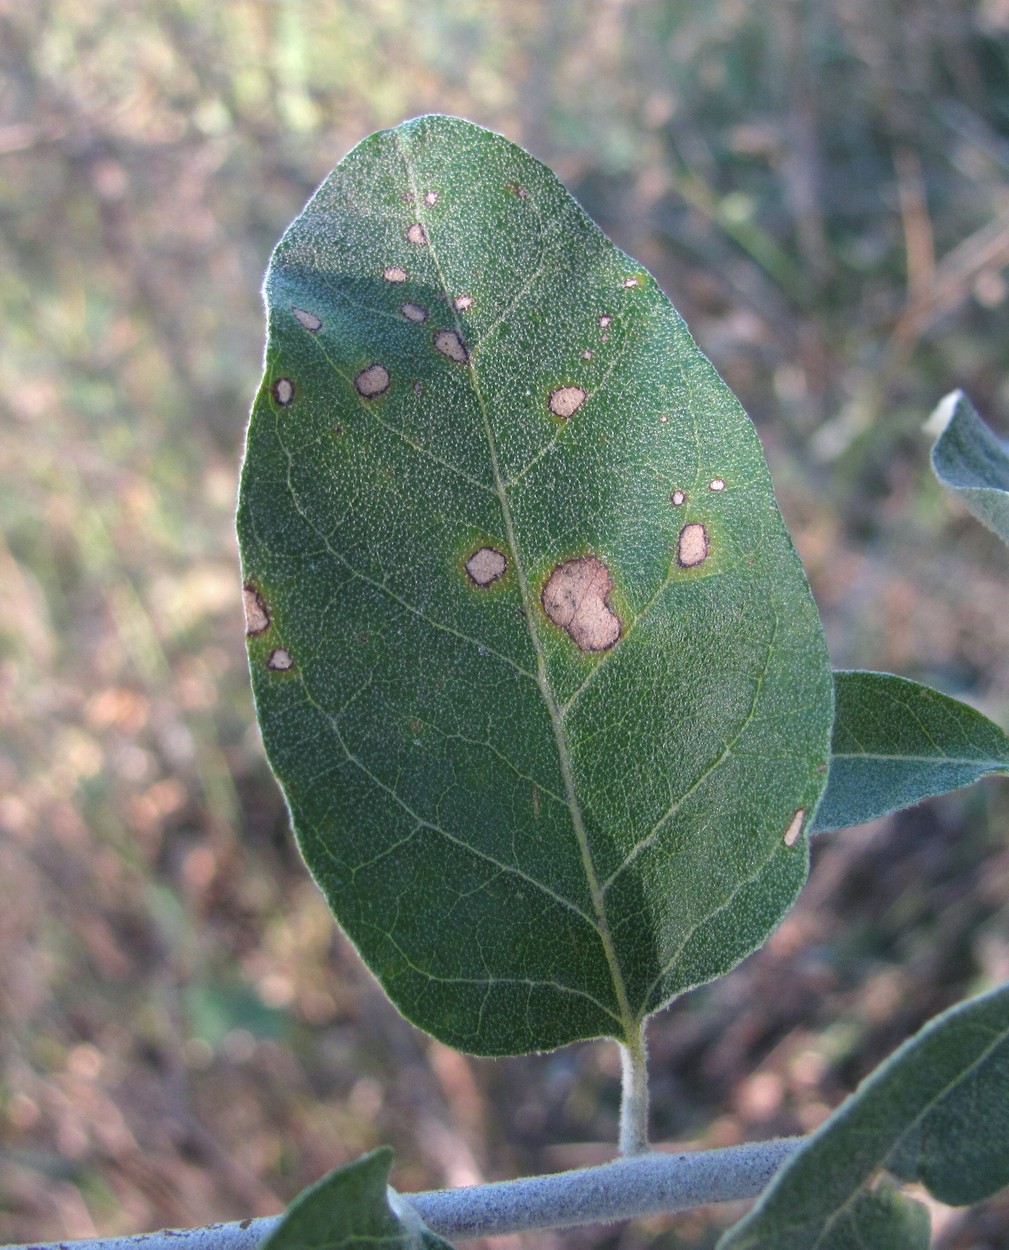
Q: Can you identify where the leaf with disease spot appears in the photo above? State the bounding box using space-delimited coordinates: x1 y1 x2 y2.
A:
929 389 1009 544
718 984 1009 1249
237 115 833 1055
262 1148 453 1250
811 670 1009 834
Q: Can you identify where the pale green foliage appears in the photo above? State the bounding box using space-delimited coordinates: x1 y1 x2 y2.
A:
812 670 1009 833
929 390 1009 542
262 1149 451 1250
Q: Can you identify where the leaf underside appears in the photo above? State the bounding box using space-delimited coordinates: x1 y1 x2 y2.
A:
719 984 1009 1249
812 670 1009 834
238 115 832 1055
930 389 1009 544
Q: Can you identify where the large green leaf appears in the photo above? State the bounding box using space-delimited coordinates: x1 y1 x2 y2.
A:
929 389 1009 544
811 670 1009 834
718 984 1009 1249
238 115 832 1055
263 1148 453 1250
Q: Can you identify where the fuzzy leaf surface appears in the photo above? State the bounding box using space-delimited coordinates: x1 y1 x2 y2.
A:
262 1148 452 1250
811 671 1009 833
238 115 832 1054
719 985 1009 1249
930 389 1009 542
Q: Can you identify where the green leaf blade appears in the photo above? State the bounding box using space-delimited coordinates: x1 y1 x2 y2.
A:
263 1148 453 1250
238 115 832 1055
929 389 1009 543
719 985 1009 1249
811 671 1009 834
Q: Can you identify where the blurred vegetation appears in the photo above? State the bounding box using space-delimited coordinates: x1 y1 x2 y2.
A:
3 2 1009 1248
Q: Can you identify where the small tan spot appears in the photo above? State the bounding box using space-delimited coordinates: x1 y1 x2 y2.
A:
268 648 293 672
465 546 507 587
354 363 390 398
434 329 469 364
401 302 428 323
412 380 423 394
677 522 708 568
599 315 612 328
453 294 474 311
659 414 669 424
709 478 726 492
383 266 408 283
783 809 805 847
622 276 641 288
671 489 686 506
271 377 295 406
243 585 270 635
548 386 587 419
581 350 594 360
424 190 440 206
542 556 621 652
292 306 322 332
406 223 427 245
505 182 528 199
531 784 541 821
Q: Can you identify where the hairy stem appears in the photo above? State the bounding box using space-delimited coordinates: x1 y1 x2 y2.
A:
618 1024 650 1155
0 1138 803 1249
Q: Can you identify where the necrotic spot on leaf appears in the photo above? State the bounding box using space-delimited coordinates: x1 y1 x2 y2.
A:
434 329 469 364
354 363 391 397
401 302 428 323
406 223 428 245
671 489 686 506
465 546 507 587
453 294 474 311
783 808 805 847
599 315 612 328
677 522 709 568
709 477 726 492
622 276 641 288
271 377 295 406
243 584 270 635
549 386 586 419
541 556 621 652
383 266 408 283
424 190 440 205
268 647 294 671
292 306 322 332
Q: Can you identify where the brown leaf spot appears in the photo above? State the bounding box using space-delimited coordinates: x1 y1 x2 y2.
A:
400 302 428 323
709 477 726 492
505 181 528 199
542 556 621 652
465 546 507 587
548 386 586 419
424 190 440 206
271 377 295 406
671 489 686 507
354 363 390 398
434 329 469 364
783 809 805 847
243 585 270 635
268 648 293 672
406 222 428 245
581 350 594 360
383 265 408 283
453 294 474 311
292 306 322 332
622 276 641 288
598 315 612 328
677 522 709 568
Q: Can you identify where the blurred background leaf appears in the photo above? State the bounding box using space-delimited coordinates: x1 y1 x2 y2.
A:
3 2 1009 1248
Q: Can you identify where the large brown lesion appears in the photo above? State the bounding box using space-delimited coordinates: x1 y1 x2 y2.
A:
541 556 621 652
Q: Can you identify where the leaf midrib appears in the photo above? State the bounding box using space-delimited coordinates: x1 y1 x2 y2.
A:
398 129 638 1043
